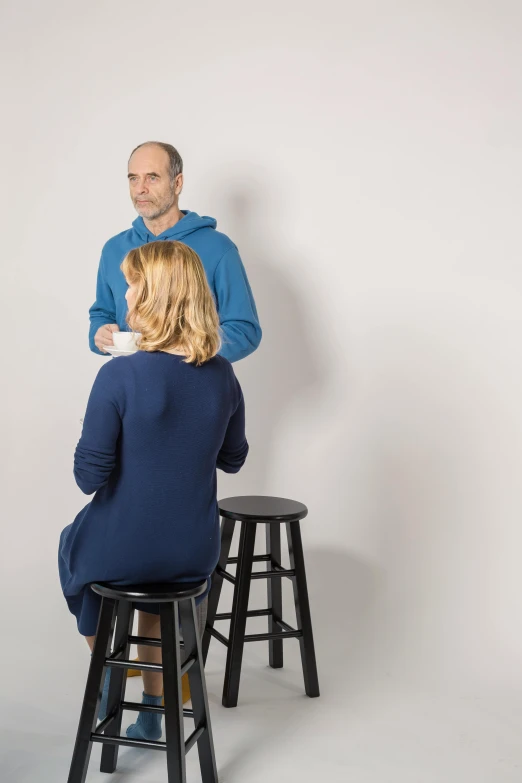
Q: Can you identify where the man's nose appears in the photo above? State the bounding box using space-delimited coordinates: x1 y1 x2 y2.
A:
136 179 149 194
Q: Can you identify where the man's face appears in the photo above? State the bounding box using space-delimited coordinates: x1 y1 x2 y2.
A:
128 145 182 220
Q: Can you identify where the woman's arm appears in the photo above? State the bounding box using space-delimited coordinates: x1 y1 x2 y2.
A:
74 364 122 494
217 381 249 473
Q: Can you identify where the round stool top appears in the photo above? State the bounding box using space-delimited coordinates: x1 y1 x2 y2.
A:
91 580 208 603
218 495 308 523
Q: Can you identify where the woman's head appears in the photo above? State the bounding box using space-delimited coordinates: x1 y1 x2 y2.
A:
121 240 221 365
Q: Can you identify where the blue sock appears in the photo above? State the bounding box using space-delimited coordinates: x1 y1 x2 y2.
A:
126 692 163 741
98 668 111 722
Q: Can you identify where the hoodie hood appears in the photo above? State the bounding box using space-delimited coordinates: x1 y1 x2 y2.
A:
132 210 217 243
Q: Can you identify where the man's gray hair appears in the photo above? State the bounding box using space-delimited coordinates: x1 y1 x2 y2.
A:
129 141 183 181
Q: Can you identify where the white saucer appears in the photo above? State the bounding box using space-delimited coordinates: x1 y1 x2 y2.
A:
104 346 138 357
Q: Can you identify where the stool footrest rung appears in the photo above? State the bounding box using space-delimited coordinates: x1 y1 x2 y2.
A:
216 566 236 585
106 656 162 672
244 629 302 642
274 617 296 633
206 618 302 645
250 567 295 580
128 634 185 649
180 655 197 677
226 554 271 564
104 653 196 676
91 723 206 754
91 733 167 751
95 709 118 734
185 725 205 754
120 700 194 718
215 608 272 621
206 626 229 647
216 565 295 584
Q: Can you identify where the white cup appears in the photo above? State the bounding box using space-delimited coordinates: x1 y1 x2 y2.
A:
112 331 141 351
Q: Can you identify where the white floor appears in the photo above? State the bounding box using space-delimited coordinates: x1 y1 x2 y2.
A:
1 634 520 783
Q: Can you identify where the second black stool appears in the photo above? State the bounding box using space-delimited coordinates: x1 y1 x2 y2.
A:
67 580 217 783
203 495 320 708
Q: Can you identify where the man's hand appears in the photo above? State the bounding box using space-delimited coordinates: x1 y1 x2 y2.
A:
95 324 120 354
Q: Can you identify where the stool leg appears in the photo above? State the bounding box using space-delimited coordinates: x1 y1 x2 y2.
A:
100 600 135 773
202 517 235 665
67 597 116 783
222 521 256 708
179 599 218 783
286 521 320 698
160 602 186 783
266 523 284 668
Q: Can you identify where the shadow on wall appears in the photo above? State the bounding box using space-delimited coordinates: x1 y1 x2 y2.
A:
212 176 388 688
218 179 329 495
209 175 392 698
211 173 493 700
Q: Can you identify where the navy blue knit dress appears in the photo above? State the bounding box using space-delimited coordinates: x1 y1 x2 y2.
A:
59 351 248 636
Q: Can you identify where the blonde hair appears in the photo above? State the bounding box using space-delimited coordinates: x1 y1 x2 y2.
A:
121 241 221 365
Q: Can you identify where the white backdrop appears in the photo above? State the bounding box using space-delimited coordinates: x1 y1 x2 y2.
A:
1 0 522 779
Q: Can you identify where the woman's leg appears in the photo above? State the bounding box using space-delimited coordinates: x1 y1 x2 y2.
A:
83 611 163 701
136 610 163 697
84 634 111 721
126 610 163 740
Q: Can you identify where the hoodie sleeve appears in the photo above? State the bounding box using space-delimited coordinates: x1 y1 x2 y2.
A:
74 363 122 494
89 251 116 355
213 246 262 363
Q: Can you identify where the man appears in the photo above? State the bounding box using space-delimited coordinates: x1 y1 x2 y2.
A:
89 141 262 361
88 141 261 700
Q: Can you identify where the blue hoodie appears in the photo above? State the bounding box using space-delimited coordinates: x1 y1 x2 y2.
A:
89 211 262 362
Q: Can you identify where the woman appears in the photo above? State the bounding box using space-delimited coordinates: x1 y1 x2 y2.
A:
59 240 248 741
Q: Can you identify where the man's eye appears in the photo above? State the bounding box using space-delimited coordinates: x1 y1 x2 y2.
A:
149 176 157 181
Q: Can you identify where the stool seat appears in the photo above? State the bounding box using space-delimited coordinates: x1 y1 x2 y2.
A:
91 580 208 603
218 495 308 522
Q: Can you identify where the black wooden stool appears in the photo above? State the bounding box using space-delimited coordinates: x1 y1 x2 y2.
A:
67 580 217 783
202 496 320 708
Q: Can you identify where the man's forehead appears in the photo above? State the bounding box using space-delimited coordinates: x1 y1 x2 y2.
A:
128 145 169 172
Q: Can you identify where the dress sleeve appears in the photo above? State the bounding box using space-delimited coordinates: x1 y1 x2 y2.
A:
74 364 122 494
217 376 249 473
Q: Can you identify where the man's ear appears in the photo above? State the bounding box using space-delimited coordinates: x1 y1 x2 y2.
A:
175 173 184 196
